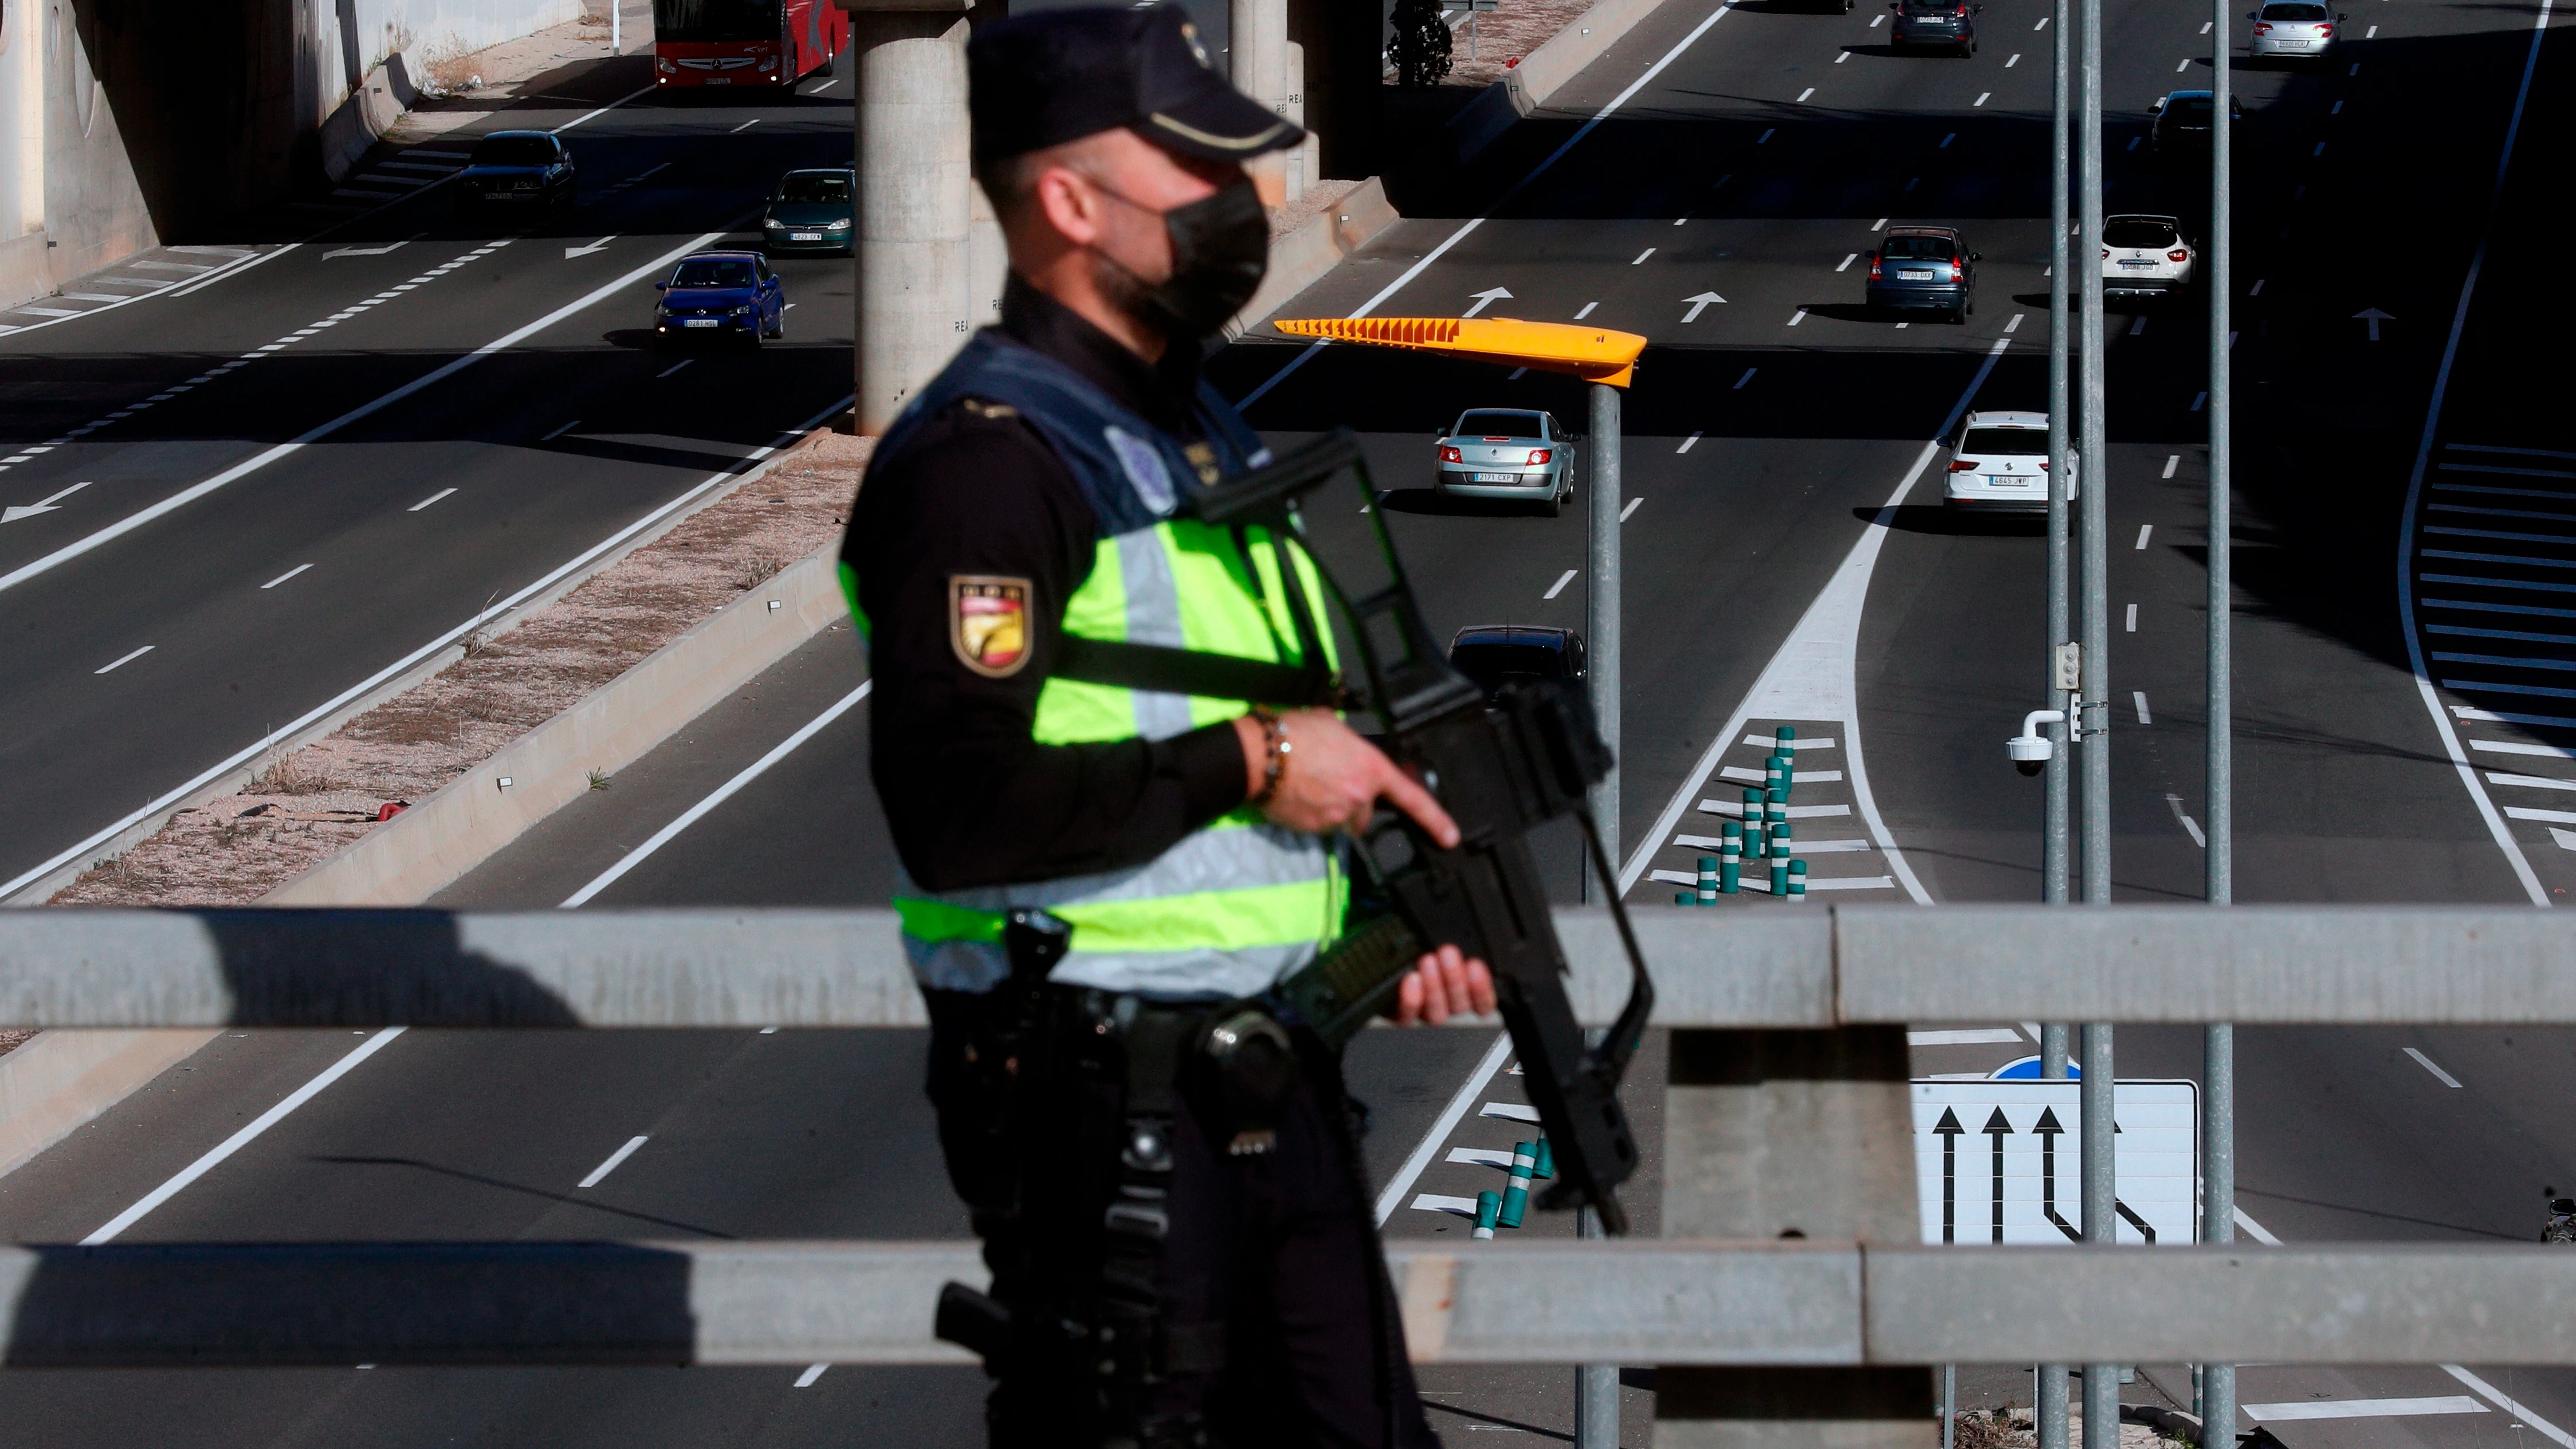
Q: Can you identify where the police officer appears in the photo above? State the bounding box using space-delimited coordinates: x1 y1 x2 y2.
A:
839 6 1493 1445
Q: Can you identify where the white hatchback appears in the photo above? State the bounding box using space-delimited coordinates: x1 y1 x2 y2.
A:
1942 411 2079 515
2101 214 2195 299
2248 0 2342 58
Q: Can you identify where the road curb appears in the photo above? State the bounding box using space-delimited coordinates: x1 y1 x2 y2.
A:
1446 0 1682 163
264 541 847 905
1229 177 1401 335
0 1029 225 1183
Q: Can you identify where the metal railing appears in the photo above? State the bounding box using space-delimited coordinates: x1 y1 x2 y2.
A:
0 904 2566 1393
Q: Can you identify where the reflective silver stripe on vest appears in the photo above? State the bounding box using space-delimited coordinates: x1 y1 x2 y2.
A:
897 823 1330 998
1115 529 1195 741
914 822 1324 913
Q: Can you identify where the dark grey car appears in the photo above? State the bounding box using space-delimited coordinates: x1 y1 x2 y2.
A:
1890 0 1981 54
1448 626 1587 702
1866 226 1978 322
761 168 855 256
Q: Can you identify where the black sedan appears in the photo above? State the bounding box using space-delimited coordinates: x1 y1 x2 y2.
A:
1890 0 1982 54
455 130 575 218
1448 626 1587 702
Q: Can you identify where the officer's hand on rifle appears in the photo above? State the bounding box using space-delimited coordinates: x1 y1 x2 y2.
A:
1235 709 1498 1026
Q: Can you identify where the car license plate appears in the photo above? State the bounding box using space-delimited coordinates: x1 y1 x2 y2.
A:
706 76 731 84
2119 260 2153 268
1471 472 1517 484
790 232 821 241
682 319 719 328
1899 268 1935 280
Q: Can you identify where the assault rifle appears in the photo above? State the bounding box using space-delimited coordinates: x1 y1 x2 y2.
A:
1192 429 1657 1235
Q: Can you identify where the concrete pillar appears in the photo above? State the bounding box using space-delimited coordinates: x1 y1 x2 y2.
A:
0 1 43 239
840 0 975 434
1230 0 1288 205
1281 41 1311 205
1658 1028 1937 1449
968 182 1004 328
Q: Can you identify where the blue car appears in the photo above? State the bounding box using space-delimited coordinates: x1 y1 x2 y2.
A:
654 251 785 346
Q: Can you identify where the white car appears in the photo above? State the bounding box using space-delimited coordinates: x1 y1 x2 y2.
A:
1942 411 2079 515
2102 214 2195 300
2247 0 2342 58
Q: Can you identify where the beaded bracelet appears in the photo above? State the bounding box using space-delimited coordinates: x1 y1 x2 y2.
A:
1248 708 1291 806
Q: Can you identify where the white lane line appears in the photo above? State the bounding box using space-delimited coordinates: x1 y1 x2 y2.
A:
2393 0 2559 908
1 392 855 904
1735 368 1758 389
578 1134 650 1188
555 83 657 133
732 118 760 132
2166 794 2207 847
2492 773 2576 792
1481 1102 1542 1123
2005 313 2023 332
2401 1046 2464 1088
1575 301 1598 319
2446 1369 2576 1449
1788 308 1808 326
1412 1194 1482 1217
261 564 313 590
83 1028 408 1243
1699 800 1850 819
0 229 737 601
2177 57 2191 70
794 1364 828 1388
1447 1146 1517 1168
561 681 875 907
2461 704 2576 727
1678 431 1702 453
1872 217 1888 231
2163 454 2181 478
2033 14 2048 26
1908 1028 2023 1046
408 487 457 512
1375 1032 1514 1226
1838 48 1852 61
2473 740 2576 761
2453 442 2576 462
659 359 693 379
1621 337 2010 900
2006 52 2021 65
1974 92 1990 106
2125 603 2137 632
1796 87 1816 102
2191 390 2208 411
2248 1399 2485 1422
1632 247 1656 265
1745 735 1835 749
95 646 153 675
1720 765 1842 784
1621 497 1644 522
1544 568 1577 600
542 418 581 441
1758 127 1776 143
2134 691 2151 724
1838 253 1858 272
2129 315 2148 336
1235 0 1739 411
2135 524 2153 549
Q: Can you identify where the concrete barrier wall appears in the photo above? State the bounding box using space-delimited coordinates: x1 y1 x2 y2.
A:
1443 0 1680 163
1226 176 1401 336
266 543 849 906
0 1029 222 1182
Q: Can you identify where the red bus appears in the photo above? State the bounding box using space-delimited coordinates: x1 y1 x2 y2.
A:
652 0 849 91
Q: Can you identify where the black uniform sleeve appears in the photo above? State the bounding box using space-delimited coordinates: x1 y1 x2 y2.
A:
846 401 1252 894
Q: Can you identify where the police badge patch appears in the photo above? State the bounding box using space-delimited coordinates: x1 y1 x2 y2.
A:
950 576 1032 677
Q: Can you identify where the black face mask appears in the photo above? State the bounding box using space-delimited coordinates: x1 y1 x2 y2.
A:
1101 180 1270 341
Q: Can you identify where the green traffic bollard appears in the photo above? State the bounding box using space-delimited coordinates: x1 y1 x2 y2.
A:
1766 792 1788 842
1499 1140 1537 1228
1743 788 1766 857
1697 855 1719 905
1770 855 1789 896
1721 822 1742 893
1771 820 1793 859
1675 892 1693 905
1472 1189 1501 1240
1766 754 1791 796
1776 724 1797 749
1532 1136 1554 1180
1788 858 1809 897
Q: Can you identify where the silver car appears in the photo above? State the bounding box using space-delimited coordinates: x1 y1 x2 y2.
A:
2248 0 2343 58
1942 410 2080 514
1435 408 1574 515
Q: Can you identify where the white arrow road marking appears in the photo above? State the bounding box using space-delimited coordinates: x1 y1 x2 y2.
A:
2 480 89 523
564 236 618 259
1680 291 1726 323
1463 286 1512 317
324 237 418 258
2355 307 2394 340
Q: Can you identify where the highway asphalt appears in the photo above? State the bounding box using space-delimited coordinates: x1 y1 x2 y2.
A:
6 0 2575 1444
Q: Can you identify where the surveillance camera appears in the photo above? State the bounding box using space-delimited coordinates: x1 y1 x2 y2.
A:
2006 732 2053 777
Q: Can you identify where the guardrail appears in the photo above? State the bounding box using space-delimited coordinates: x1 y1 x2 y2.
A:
0 903 2562 1444
1 904 2567 1027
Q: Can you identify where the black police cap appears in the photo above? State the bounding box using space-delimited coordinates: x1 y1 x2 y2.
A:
969 5 1306 167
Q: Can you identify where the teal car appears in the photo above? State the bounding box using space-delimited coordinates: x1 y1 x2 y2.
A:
761 168 854 256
